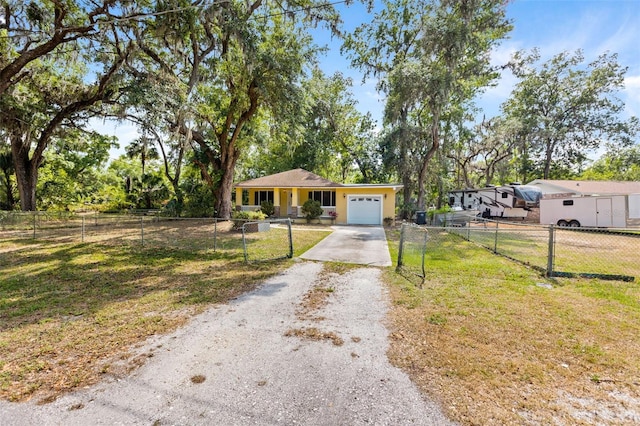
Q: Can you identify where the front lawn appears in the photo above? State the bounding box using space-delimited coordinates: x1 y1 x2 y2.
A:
385 228 640 425
0 227 329 403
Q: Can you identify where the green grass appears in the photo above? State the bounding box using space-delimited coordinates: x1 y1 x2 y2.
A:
384 227 640 425
0 226 328 402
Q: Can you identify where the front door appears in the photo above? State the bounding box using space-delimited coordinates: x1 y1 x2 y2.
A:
284 190 292 216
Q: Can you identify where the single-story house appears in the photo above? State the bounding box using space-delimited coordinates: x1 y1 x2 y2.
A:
234 169 403 225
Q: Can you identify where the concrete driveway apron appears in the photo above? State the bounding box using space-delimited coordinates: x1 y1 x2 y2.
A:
299 226 392 267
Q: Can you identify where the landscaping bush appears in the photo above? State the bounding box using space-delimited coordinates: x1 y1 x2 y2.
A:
231 210 266 228
260 201 275 217
301 199 323 223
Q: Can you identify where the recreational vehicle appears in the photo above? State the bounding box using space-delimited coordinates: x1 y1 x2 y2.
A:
539 194 640 228
448 189 479 211
475 184 541 219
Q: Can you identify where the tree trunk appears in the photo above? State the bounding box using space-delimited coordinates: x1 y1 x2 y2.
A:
11 137 38 211
402 177 412 220
215 159 236 219
416 115 441 211
544 142 553 179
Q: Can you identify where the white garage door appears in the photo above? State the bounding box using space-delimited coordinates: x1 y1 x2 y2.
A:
347 196 382 225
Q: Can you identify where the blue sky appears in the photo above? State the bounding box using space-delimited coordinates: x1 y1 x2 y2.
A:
102 0 640 157
314 0 640 126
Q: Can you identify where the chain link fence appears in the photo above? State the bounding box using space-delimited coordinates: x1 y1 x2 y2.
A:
241 218 293 262
398 220 640 282
0 212 223 249
0 212 294 263
396 224 459 283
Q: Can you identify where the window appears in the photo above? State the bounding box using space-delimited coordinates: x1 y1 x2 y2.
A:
563 200 574 206
254 190 274 205
308 190 336 206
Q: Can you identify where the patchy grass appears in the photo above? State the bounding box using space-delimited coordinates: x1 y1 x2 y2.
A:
0 226 328 403
284 327 344 346
294 262 357 321
190 375 206 384
286 262 357 346
384 229 640 425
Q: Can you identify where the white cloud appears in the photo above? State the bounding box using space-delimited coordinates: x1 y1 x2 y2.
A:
490 42 520 67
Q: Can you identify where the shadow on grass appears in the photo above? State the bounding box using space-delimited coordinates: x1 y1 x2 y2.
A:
0 239 277 332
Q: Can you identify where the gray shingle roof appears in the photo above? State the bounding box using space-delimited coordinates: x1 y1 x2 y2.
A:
235 169 343 188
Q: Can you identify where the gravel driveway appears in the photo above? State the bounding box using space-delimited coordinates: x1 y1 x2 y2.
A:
1 261 453 425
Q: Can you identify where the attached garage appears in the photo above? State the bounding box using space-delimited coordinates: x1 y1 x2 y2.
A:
347 195 383 225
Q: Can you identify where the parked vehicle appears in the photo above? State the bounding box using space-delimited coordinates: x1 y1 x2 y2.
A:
539 194 640 228
432 206 480 227
449 184 541 219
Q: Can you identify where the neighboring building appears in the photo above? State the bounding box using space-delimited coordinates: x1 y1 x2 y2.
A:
234 169 403 225
527 179 640 197
528 179 640 228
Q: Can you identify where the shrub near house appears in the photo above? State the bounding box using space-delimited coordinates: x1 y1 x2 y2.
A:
302 199 323 223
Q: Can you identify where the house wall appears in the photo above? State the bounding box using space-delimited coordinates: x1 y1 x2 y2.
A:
236 186 398 224
335 187 397 224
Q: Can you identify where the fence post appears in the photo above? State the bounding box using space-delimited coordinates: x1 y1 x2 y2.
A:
397 223 406 269
82 216 85 242
33 212 37 239
546 225 555 278
140 217 144 247
493 220 499 253
242 223 248 263
421 228 428 278
287 218 293 258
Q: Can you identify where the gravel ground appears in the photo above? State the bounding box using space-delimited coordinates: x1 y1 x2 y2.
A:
0 261 453 425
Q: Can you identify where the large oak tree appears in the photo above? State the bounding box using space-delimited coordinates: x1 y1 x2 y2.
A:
503 49 640 180
125 0 339 218
1 1 138 210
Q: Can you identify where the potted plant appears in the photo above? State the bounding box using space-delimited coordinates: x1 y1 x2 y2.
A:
328 210 338 224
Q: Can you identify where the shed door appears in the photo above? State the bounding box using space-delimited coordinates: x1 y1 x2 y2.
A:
347 196 382 225
596 198 613 227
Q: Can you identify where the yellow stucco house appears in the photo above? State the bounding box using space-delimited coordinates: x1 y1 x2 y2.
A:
234 169 403 225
